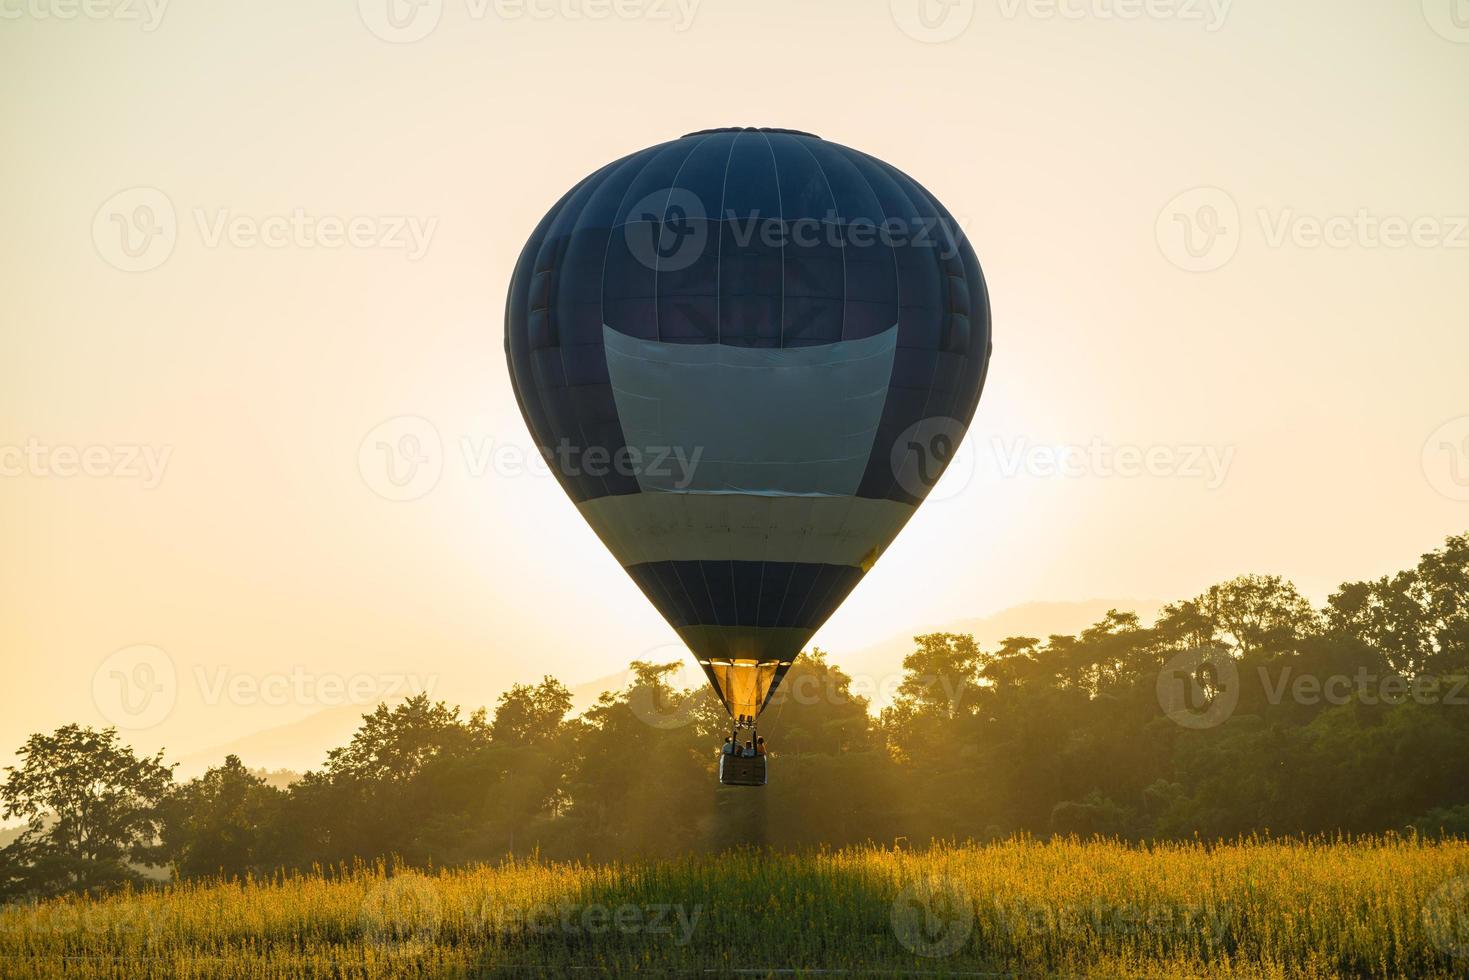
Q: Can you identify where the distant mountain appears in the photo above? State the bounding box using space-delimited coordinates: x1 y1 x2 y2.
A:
174 702 383 778
832 599 1167 708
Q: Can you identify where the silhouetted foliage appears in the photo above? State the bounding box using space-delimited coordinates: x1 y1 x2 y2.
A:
4 531 1469 901
0 726 174 899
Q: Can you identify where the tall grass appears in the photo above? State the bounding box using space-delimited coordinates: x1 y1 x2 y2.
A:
2 835 1467 977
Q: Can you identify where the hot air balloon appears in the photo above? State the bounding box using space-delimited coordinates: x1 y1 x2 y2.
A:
505 128 992 785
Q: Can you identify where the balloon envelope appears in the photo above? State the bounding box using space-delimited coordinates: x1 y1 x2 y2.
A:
506 128 992 723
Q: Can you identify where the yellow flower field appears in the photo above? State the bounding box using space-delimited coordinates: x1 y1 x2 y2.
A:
2 836 1467 978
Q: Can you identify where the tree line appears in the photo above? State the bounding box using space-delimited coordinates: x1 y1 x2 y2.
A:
4 532 1468 901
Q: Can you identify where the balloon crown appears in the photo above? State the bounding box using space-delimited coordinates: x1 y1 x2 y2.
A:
682 127 822 139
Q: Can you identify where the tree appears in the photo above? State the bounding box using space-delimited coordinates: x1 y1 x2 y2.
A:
281 695 497 866
1197 575 1319 656
490 677 573 746
323 694 492 785
762 649 875 756
1 725 174 899
163 755 284 881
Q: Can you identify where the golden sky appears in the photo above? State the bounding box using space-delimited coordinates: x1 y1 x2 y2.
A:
3 0 1468 771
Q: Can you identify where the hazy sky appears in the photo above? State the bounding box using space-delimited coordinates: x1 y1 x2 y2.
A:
3 0 1468 771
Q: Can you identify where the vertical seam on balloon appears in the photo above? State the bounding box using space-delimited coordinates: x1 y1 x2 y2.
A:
588 140 716 653
543 164 617 502
765 136 833 640
712 136 740 637
715 133 738 346
758 130 785 350
564 150 666 502
789 564 843 637
844 149 904 339
809 143 898 598
861 153 947 502
598 139 690 344
517 168 601 502
769 497 815 631
690 560 722 631
654 134 716 344
757 133 801 647
894 167 956 501
791 135 846 344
